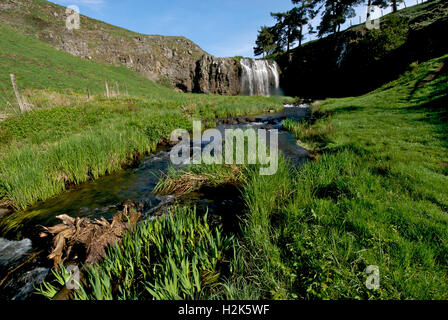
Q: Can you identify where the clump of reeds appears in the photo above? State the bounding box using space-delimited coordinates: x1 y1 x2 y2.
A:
154 164 243 196
37 205 234 300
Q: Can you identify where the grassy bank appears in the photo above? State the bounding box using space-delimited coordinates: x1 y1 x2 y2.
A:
0 94 282 210
38 205 235 300
0 24 285 211
39 53 447 300
271 54 447 299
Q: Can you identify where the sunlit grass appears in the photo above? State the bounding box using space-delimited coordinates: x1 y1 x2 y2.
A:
37 206 234 300
275 54 448 299
0 23 286 209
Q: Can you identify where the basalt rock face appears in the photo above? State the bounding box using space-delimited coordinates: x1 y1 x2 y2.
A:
0 0 242 94
278 0 448 98
193 55 241 95
48 31 205 93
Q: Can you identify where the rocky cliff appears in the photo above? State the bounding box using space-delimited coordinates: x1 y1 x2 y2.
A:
277 0 448 98
0 0 241 95
193 55 241 95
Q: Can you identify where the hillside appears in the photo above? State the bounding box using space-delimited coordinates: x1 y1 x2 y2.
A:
0 20 284 211
0 0 242 94
0 24 174 94
278 0 448 98
36 53 448 300
0 22 184 119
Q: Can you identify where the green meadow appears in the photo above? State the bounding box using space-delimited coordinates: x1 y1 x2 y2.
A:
0 24 284 210
1 8 447 300
39 53 448 300
228 54 448 299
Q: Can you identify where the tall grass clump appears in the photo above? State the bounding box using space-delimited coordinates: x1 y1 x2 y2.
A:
213 157 296 300
0 22 284 210
154 164 244 196
37 206 234 300
275 54 448 299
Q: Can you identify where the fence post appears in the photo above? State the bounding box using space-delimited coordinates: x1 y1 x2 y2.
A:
115 81 120 96
105 82 110 98
10 74 26 113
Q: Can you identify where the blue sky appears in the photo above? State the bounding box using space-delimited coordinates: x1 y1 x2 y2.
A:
51 0 421 58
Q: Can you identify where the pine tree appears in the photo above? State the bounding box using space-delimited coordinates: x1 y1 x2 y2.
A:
316 0 364 37
291 0 317 47
254 26 275 57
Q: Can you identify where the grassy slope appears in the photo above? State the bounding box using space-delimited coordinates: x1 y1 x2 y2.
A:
47 54 448 300
0 0 206 74
0 25 174 111
273 54 448 299
0 24 284 210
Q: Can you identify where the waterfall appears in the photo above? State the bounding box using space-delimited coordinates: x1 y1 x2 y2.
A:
240 58 280 96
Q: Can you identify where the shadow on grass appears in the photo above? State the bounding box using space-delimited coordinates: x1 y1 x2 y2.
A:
409 61 447 97
406 94 448 150
405 55 448 150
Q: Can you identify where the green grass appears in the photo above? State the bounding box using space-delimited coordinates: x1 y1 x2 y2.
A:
270 54 448 299
0 26 168 99
0 24 286 210
36 54 448 300
37 206 235 300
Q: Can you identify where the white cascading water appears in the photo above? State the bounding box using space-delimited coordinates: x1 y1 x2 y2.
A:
240 58 280 96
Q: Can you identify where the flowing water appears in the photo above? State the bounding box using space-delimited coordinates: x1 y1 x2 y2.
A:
240 58 280 96
0 104 310 300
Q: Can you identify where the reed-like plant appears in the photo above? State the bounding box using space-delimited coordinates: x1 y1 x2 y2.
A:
37 205 234 300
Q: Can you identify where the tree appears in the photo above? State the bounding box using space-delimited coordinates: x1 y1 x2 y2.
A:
391 0 398 12
389 0 404 13
253 0 316 57
291 0 317 47
366 0 387 20
316 0 364 37
254 26 276 57
368 0 403 14
271 10 301 54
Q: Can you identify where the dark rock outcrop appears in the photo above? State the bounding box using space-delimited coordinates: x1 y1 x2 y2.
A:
193 55 241 95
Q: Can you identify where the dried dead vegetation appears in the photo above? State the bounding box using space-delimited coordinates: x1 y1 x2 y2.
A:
40 201 142 267
154 165 243 196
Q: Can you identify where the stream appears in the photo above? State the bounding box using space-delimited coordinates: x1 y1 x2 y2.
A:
0 103 310 300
